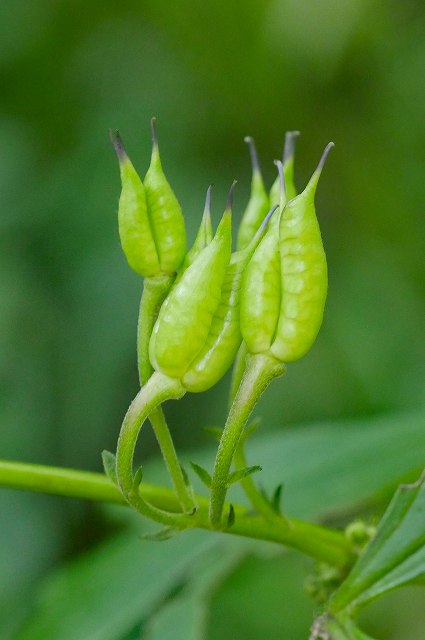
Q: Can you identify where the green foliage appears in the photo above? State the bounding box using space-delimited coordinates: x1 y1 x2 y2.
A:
10 412 425 639
328 473 425 614
1 1 425 638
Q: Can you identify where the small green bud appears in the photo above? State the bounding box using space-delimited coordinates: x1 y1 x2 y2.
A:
241 143 333 364
269 130 300 206
236 137 270 251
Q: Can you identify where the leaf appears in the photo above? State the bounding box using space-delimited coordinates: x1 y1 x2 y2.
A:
227 504 235 528
226 465 262 487
144 540 248 640
190 462 212 489
238 418 261 447
17 410 425 639
133 465 143 490
228 410 425 521
179 464 190 487
328 471 425 615
15 529 218 640
141 527 181 542
203 426 223 442
271 483 284 514
101 450 118 486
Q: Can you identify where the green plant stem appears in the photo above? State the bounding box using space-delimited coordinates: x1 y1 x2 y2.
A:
116 371 186 526
210 352 286 527
138 275 195 513
137 275 174 385
234 435 288 525
228 341 247 407
0 459 354 568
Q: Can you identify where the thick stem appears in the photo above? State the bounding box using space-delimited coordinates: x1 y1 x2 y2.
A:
0 460 354 567
137 275 173 385
116 371 186 525
228 342 248 408
138 276 195 513
210 353 286 527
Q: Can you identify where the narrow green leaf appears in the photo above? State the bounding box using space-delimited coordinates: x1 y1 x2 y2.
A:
179 464 190 487
238 418 261 447
15 530 217 640
203 426 223 442
329 471 425 614
227 465 262 487
101 450 118 486
133 466 143 490
271 483 284 514
227 504 235 528
190 462 212 489
141 527 180 542
144 540 249 640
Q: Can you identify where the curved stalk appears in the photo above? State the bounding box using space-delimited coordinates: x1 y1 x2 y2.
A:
116 371 186 525
209 353 285 527
138 276 195 513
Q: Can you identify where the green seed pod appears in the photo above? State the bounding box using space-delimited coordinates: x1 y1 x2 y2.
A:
241 143 333 364
239 216 281 354
236 137 270 251
143 118 186 274
111 130 160 277
183 204 278 392
111 121 186 277
269 130 300 207
149 191 233 380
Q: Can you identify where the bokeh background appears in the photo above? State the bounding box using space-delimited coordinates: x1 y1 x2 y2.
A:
1 1 425 638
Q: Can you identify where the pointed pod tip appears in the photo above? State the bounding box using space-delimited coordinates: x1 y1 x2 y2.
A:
150 117 158 149
304 141 335 197
226 180 237 211
244 136 261 175
273 159 286 206
109 129 127 162
149 117 162 167
283 130 300 165
260 204 279 231
316 141 335 174
204 184 213 214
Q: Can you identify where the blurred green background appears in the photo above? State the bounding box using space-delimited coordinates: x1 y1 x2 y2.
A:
1 1 425 638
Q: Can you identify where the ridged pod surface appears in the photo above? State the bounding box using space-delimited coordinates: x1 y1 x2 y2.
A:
149 209 232 380
240 215 281 354
270 154 329 362
112 132 160 277
143 119 186 274
241 143 332 364
183 206 276 392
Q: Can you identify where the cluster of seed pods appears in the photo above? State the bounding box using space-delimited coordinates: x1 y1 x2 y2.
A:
111 120 333 527
112 121 332 391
